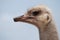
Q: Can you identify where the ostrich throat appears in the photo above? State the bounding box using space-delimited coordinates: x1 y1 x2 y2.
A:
37 21 58 40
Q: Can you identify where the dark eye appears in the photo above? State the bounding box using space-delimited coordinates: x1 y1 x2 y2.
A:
32 11 39 16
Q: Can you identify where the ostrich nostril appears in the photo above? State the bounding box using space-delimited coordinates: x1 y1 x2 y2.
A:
28 17 33 19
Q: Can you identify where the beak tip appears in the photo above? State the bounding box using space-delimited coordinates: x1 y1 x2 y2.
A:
13 18 18 22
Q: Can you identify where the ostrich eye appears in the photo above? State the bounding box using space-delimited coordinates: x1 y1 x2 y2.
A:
32 11 40 16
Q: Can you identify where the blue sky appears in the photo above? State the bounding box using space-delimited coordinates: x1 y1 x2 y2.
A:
0 0 60 40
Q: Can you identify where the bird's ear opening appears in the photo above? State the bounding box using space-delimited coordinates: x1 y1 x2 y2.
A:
46 15 52 25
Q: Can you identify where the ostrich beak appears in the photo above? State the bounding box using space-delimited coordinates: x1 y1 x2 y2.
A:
13 14 36 25
13 15 27 22
13 14 34 22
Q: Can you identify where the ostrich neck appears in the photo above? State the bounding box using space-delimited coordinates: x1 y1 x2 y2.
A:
38 21 58 40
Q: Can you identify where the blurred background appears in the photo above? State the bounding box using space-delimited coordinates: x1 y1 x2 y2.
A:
0 0 60 40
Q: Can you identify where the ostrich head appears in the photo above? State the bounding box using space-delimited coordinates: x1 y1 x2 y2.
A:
14 5 52 28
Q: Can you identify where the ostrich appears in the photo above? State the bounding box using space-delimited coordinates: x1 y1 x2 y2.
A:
13 5 59 40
